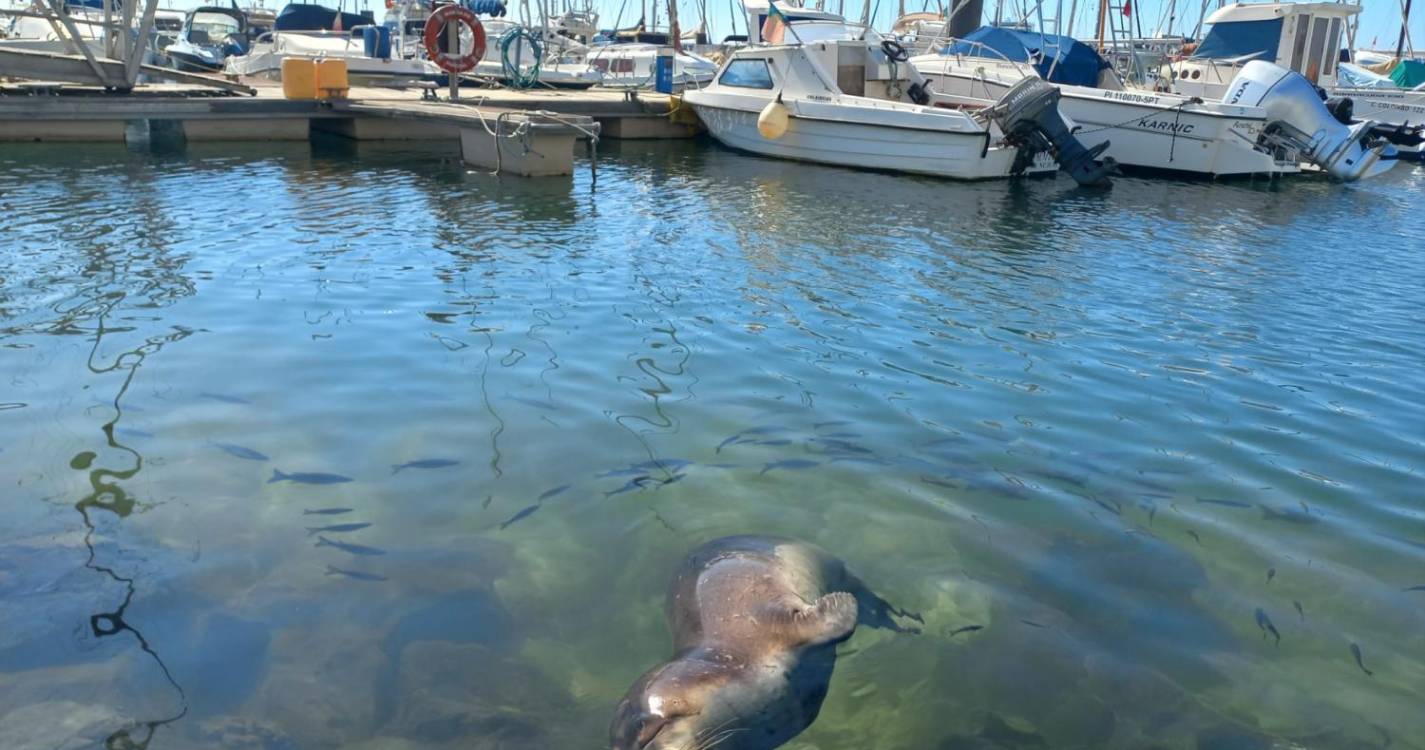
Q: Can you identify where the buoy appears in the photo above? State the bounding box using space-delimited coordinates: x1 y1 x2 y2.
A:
757 97 789 140
423 3 486 74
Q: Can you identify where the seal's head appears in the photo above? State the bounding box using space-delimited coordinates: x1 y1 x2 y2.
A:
610 658 737 750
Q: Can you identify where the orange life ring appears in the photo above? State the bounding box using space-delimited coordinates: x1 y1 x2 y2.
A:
423 4 485 73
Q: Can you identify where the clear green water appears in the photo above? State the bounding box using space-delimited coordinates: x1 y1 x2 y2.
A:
1 138 1422 750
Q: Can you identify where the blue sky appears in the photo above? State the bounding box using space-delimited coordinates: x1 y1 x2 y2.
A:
165 0 1421 54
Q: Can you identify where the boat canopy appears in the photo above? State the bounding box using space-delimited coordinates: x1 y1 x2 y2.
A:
1190 18 1281 60
941 26 1109 88
1338 61 1397 89
274 3 374 31
1390 59 1425 88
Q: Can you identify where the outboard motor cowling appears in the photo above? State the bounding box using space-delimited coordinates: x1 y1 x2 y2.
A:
1223 61 1396 181
986 77 1115 187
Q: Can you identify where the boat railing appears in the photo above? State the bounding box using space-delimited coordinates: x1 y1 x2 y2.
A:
916 36 1037 82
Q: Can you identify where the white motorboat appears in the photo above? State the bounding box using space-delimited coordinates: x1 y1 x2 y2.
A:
381 1 601 89
910 27 1302 177
584 42 718 89
683 31 1116 184
1170 3 1425 129
225 29 438 84
166 6 247 73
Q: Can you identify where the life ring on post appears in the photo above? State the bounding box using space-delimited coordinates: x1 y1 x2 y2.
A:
423 3 486 73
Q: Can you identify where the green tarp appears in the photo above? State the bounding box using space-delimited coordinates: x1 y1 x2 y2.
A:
1389 59 1425 88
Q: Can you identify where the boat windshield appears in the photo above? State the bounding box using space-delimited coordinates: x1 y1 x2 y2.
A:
190 11 242 43
1190 19 1282 60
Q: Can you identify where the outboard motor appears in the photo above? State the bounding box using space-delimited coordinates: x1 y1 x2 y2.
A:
1223 60 1396 182
986 77 1115 188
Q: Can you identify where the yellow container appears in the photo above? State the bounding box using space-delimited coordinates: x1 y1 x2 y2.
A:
316 58 350 100
281 57 318 100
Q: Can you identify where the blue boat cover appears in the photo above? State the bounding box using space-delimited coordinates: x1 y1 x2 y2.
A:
941 26 1110 88
274 3 372 31
1191 18 1283 60
464 0 506 16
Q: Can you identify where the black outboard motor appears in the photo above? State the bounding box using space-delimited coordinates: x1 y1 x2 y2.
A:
985 77 1115 187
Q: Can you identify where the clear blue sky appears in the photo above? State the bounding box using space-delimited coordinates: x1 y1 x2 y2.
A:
166 0 1422 53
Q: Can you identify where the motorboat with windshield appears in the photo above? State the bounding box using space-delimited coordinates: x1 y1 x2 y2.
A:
682 9 1115 185
225 2 438 85
166 6 248 73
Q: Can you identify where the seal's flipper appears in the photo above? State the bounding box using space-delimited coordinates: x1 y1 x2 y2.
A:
762 591 858 646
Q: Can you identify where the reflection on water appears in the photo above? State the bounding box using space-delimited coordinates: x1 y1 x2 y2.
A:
1 139 1423 749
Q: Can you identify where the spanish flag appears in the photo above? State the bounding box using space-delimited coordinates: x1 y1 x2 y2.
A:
762 1 787 44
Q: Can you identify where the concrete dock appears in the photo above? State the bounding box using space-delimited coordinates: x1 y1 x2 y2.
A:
0 82 702 175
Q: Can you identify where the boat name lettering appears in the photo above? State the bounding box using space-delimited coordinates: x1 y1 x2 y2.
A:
1103 91 1161 105
1136 118 1196 134
807 94 832 102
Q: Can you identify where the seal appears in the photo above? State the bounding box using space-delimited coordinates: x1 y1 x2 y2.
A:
610 535 916 750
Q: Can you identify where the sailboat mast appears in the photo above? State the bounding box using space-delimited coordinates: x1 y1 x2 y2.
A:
669 0 680 50
1396 0 1413 59
1095 0 1107 49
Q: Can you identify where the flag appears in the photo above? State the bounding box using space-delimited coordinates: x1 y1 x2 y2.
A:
1121 0 1131 17
762 2 787 44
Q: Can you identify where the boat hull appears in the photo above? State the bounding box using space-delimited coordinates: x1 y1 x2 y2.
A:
686 99 1041 180
915 66 1297 177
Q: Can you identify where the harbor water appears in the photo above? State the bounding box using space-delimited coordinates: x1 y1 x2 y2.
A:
1 138 1422 750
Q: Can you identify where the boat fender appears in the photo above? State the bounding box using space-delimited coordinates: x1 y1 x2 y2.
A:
881 39 909 63
423 3 486 74
758 95 789 140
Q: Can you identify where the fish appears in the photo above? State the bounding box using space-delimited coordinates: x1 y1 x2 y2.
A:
715 435 743 453
659 474 686 487
391 458 460 474
1292 600 1304 620
1092 498 1123 516
1405 585 1425 592
325 565 386 582
948 625 984 637
1019 619 1046 629
1254 608 1281 646
1196 497 1252 509
813 421 852 429
631 459 694 472
1260 504 1318 525
819 432 862 439
200 392 253 405
1147 505 1158 525
538 484 571 501
921 476 958 490
212 442 269 462
741 426 790 436
1267 567 1276 583
1350 643 1373 676
506 395 558 411
270 469 353 485
115 427 155 439
1186 530 1203 545
315 536 387 556
303 507 355 516
760 459 820 475
305 523 372 537
499 504 540 530
605 475 654 498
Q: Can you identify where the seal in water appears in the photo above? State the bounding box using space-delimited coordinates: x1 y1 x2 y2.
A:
610 535 917 750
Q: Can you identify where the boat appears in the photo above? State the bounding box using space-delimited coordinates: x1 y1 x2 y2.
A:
910 26 1306 177
380 0 601 89
682 28 1115 185
225 2 437 85
1169 3 1425 133
583 42 718 89
166 6 248 73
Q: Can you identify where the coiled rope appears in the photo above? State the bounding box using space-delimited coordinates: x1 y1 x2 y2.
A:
499 27 543 89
